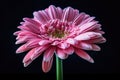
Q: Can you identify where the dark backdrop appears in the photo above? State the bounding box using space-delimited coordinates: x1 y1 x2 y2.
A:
1 0 120 79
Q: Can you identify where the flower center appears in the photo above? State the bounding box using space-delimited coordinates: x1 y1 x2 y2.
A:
51 29 65 38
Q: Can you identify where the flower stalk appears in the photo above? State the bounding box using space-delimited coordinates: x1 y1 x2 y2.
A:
56 55 63 80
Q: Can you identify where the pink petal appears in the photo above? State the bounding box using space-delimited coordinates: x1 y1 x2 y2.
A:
62 7 74 22
23 18 41 27
56 48 68 59
42 57 53 73
23 59 32 67
91 44 101 51
33 11 47 24
56 7 63 19
30 45 50 60
74 32 102 41
79 22 99 33
22 47 39 67
17 30 37 36
48 5 57 19
16 40 39 54
79 42 93 50
58 42 70 49
15 36 28 44
51 41 60 46
85 37 106 43
43 47 55 61
16 44 28 53
66 38 77 45
73 12 86 25
63 46 74 55
13 31 21 36
39 40 51 45
24 23 40 34
79 42 101 51
75 48 94 63
26 39 40 46
17 26 31 31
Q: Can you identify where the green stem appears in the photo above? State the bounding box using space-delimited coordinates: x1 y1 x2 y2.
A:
56 55 63 80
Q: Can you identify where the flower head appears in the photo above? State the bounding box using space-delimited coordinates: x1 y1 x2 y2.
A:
14 5 106 73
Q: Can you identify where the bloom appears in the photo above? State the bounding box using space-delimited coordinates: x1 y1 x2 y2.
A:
14 5 106 73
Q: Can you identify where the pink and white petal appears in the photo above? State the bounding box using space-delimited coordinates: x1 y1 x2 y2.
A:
22 47 39 65
51 41 60 46
43 47 56 61
26 39 40 48
42 57 53 73
16 39 40 54
79 42 101 51
63 46 74 55
15 36 28 44
17 26 31 31
74 32 102 41
79 17 95 26
56 48 68 59
73 12 86 25
33 11 47 24
62 7 75 22
24 23 40 34
73 9 79 19
39 40 52 45
85 37 106 44
48 5 57 19
23 59 32 67
79 42 93 50
91 44 101 51
17 30 37 36
75 48 94 63
13 31 21 36
56 7 63 19
23 18 41 27
79 22 100 33
58 42 70 49
30 45 50 60
16 44 28 53
66 38 77 45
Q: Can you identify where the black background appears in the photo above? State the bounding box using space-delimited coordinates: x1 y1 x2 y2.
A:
1 0 120 79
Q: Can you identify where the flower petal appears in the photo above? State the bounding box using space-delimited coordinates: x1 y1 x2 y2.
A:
30 45 50 60
74 32 102 41
63 46 74 55
39 40 51 45
62 7 75 22
23 59 32 67
66 38 77 45
15 36 28 44
79 22 100 33
79 42 101 51
42 57 53 73
79 17 95 26
56 48 68 59
85 37 106 43
91 44 101 51
22 47 39 67
73 12 86 25
16 44 28 53
56 7 63 19
33 11 47 24
58 42 70 49
23 18 41 27
75 48 94 63
48 5 57 19
43 47 55 61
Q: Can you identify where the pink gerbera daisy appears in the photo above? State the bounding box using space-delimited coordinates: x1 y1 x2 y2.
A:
14 5 106 73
